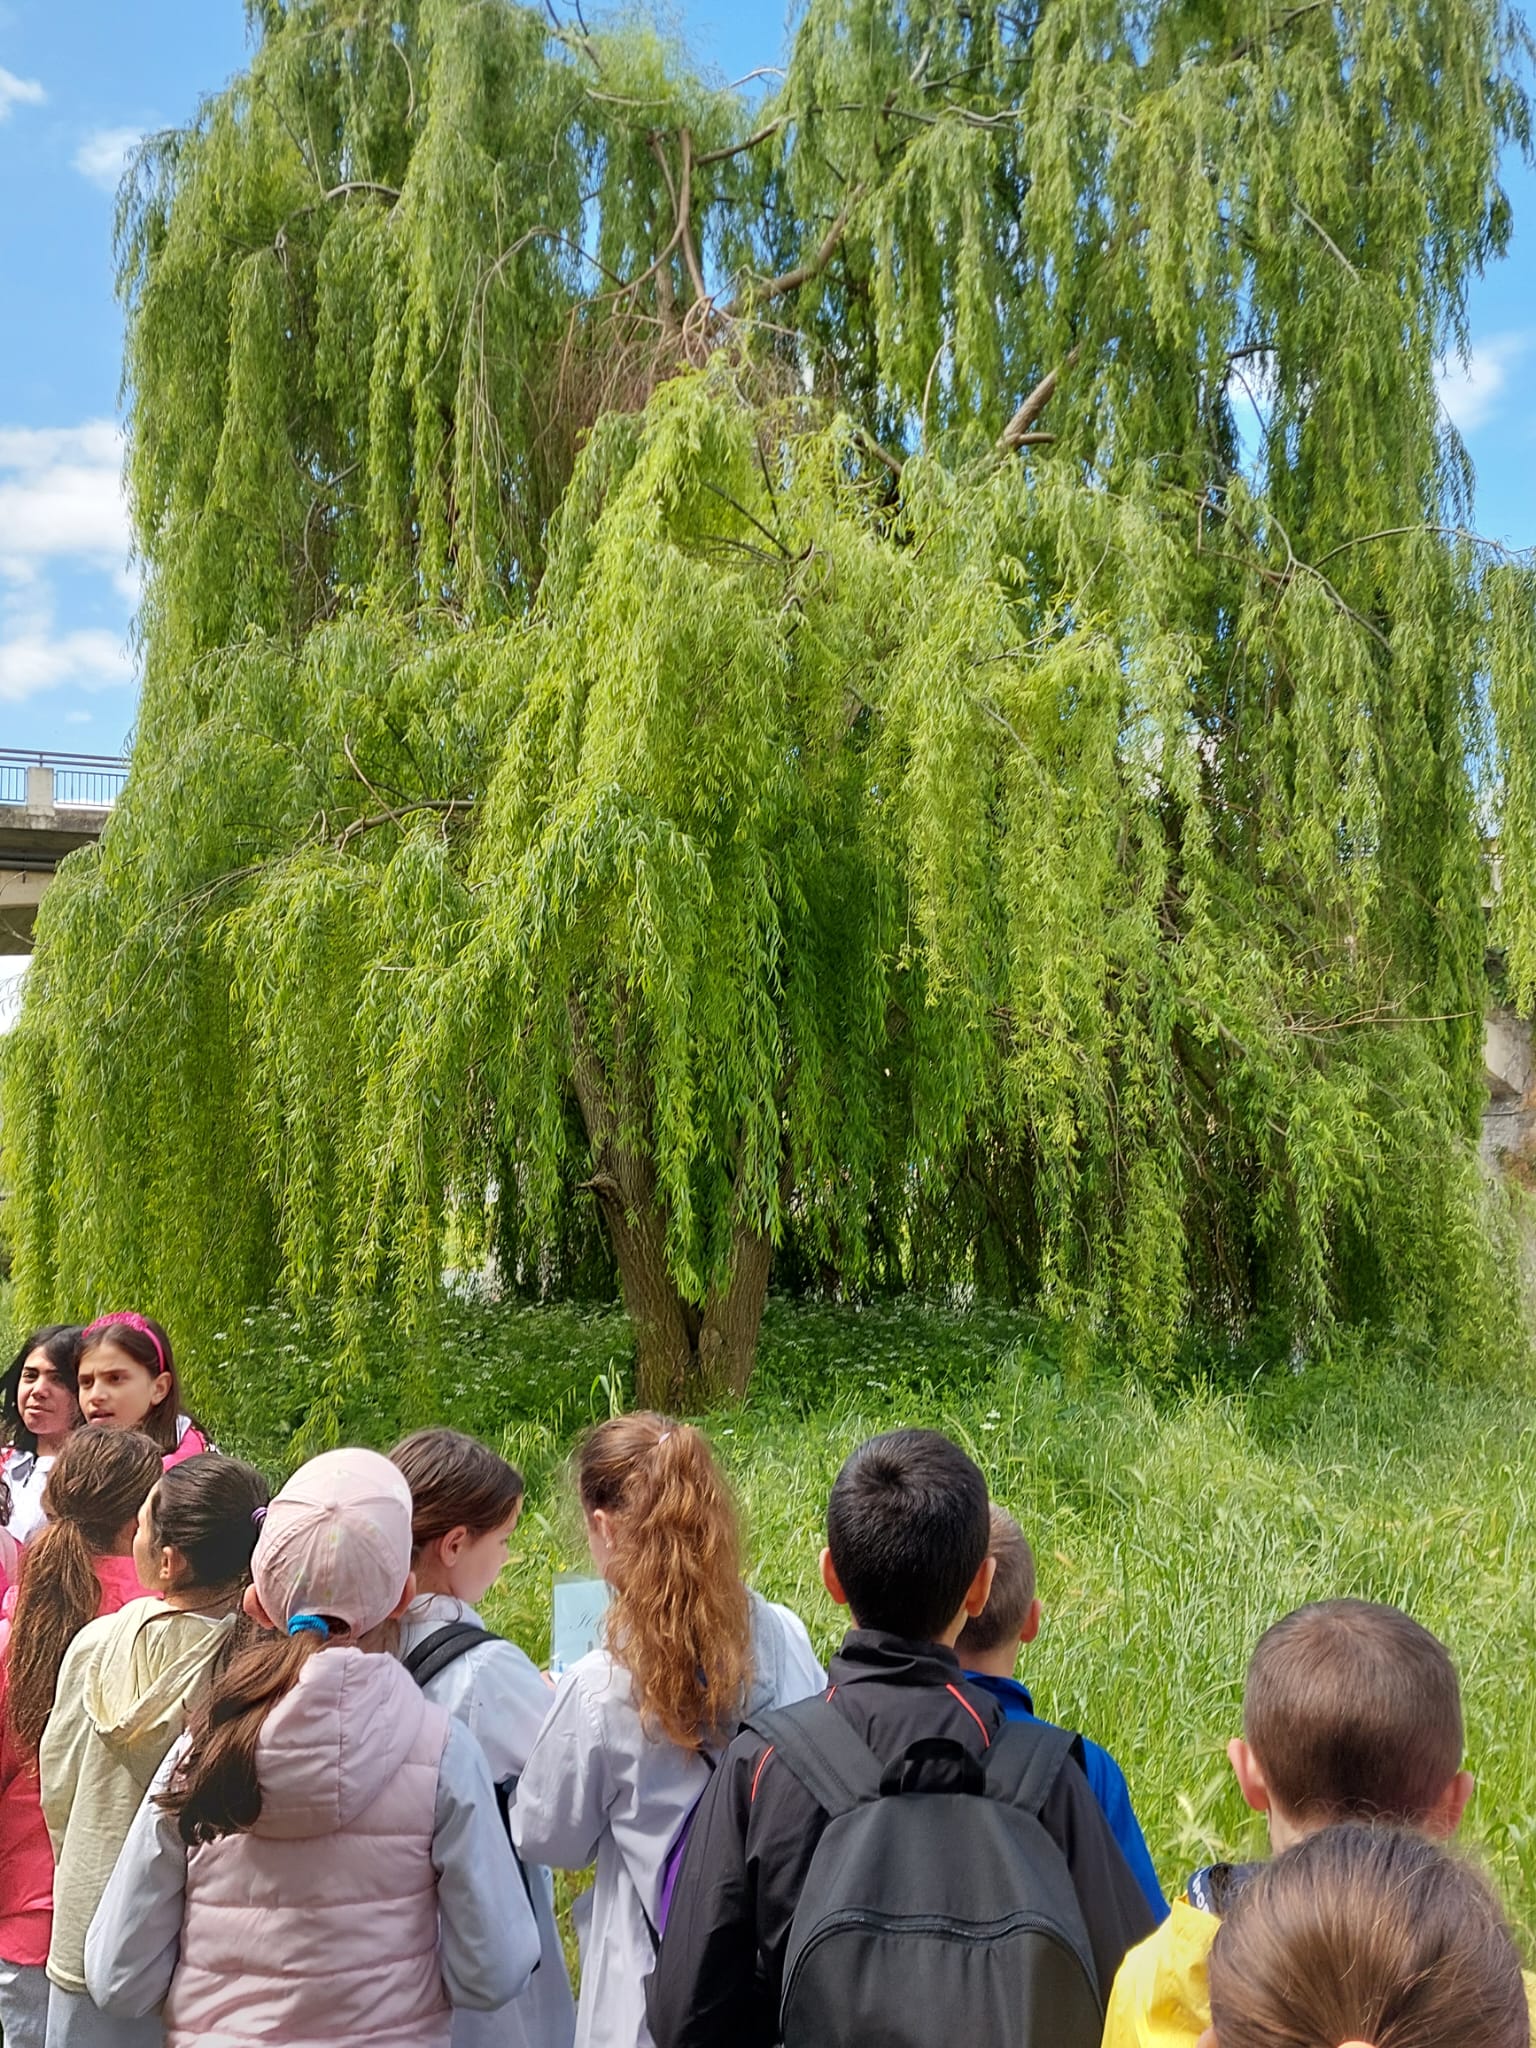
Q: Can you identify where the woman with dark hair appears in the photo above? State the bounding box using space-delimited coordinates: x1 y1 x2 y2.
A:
0 1327 85 1543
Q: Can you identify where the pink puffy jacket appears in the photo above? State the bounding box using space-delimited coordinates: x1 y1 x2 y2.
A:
164 1648 453 2048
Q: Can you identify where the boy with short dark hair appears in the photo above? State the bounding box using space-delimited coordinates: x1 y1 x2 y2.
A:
957 1506 1166 1919
647 1428 1156 2048
1101 1598 1485 2048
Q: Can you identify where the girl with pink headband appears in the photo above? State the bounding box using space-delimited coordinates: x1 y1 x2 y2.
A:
76 1318 208 1470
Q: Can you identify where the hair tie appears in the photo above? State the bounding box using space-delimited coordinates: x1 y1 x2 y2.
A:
82 1312 169 1379
287 1613 329 1639
251 1505 267 1526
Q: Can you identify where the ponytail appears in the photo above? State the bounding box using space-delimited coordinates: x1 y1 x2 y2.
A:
4 1427 163 1761
577 1412 751 1750
160 1630 325 1843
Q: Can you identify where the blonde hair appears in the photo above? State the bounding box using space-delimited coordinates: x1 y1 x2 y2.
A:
577 1412 751 1750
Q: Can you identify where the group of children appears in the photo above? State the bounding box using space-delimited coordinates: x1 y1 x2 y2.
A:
0 1315 1527 2048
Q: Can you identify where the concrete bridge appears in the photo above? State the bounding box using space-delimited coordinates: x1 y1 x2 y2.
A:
0 750 126 950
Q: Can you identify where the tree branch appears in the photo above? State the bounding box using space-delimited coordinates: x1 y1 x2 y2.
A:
695 116 787 167
322 180 401 203
724 186 867 316
334 798 473 851
998 347 1080 454
676 128 708 306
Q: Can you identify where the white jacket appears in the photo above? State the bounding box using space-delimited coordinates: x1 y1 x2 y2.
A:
513 1592 824 2048
399 1594 575 2048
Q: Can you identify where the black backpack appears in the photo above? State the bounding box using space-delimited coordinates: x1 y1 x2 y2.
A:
747 1699 1103 2048
403 1620 536 1913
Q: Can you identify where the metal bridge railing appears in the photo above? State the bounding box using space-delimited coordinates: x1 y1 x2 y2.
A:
0 750 128 812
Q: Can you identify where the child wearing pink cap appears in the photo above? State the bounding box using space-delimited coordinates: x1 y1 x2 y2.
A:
85 1447 540 2048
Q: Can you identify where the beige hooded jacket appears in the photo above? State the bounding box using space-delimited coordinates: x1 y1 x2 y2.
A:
39 1595 237 1993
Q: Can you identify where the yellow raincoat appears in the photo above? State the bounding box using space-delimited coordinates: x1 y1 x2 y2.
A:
1101 1891 1536 2048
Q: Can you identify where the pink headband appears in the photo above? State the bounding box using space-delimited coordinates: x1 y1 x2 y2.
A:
82 1312 168 1378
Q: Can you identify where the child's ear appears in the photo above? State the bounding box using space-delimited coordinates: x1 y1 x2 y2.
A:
243 1585 278 1629
388 1569 418 1622
1018 1597 1043 1647
1228 1736 1272 1815
819 1547 850 1609
1425 1768 1475 1839
962 1554 997 1619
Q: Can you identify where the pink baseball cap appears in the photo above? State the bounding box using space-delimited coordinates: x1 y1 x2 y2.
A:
252 1448 413 1638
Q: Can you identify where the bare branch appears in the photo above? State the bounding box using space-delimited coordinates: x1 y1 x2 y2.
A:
1293 201 1358 279
998 346 1080 454
1230 2 1329 63
322 180 401 203
724 185 867 316
1311 523 1527 570
334 798 474 852
676 129 708 305
695 116 788 167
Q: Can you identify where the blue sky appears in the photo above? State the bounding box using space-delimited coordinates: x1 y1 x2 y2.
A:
0 1 1530 761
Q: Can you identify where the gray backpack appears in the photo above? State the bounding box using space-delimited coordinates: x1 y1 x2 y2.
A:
747 1699 1103 2048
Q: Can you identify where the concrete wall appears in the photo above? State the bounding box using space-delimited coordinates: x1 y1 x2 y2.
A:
1483 1004 1536 1175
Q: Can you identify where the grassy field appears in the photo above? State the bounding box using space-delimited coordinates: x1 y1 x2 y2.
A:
181 1295 1536 1942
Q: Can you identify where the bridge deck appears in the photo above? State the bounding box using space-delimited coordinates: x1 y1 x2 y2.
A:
0 752 127 949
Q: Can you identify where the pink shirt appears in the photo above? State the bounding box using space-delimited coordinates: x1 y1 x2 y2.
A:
162 1421 208 1472
0 1553 149 1965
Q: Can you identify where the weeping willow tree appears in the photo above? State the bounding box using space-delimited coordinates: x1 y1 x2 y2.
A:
6 0 1536 1412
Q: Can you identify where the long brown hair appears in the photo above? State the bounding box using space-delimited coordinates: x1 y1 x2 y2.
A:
577 1412 751 1751
4 1427 163 1761
1208 1824 1528 2048
159 1630 328 1843
390 1428 524 1553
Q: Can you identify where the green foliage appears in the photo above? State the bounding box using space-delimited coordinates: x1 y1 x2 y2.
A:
158 1294 1536 1944
5 0 1536 1400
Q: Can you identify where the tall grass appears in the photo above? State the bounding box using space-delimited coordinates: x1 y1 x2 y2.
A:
180 1295 1536 1942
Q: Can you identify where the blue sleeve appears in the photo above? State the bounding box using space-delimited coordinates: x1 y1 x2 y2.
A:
1079 1737 1168 1923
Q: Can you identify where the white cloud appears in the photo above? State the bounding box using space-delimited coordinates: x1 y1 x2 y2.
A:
1437 333 1532 437
0 421 128 567
0 421 134 705
73 125 144 193
0 65 43 121
0 617 130 702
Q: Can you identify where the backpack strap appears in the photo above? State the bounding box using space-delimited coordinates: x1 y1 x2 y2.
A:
980 1716 1080 1815
747 1700 885 1819
402 1621 500 1688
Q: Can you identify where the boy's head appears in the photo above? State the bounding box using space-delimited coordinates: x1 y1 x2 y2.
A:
823 1429 993 1645
1229 1599 1473 1851
956 1506 1042 1673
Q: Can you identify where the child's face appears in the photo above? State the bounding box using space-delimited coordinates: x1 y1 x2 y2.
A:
16 1347 81 1446
446 1502 523 1607
78 1342 172 1432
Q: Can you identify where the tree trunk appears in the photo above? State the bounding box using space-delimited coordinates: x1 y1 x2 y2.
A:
567 995 772 1410
692 1220 773 1403
599 1190 771 1411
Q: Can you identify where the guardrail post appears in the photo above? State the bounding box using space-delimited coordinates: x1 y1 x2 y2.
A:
24 765 55 816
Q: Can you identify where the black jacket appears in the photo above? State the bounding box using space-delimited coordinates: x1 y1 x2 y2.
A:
646 1629 1158 2048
